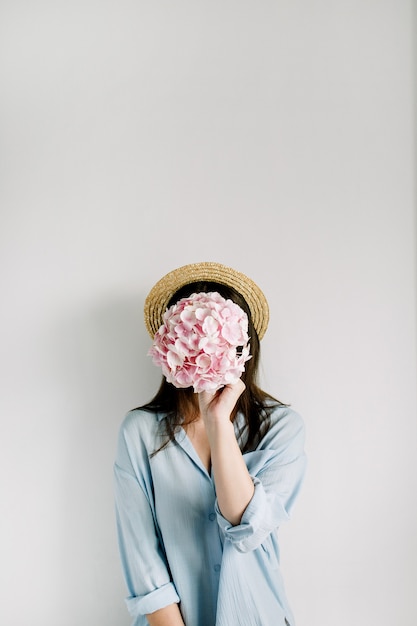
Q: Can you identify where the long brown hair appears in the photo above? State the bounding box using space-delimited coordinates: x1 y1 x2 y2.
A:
137 281 287 453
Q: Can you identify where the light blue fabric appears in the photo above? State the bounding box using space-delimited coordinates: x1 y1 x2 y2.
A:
114 405 306 626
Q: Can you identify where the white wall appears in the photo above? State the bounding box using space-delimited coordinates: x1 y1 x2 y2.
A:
1 1 416 625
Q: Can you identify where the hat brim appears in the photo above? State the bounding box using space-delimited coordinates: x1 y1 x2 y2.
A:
144 262 269 340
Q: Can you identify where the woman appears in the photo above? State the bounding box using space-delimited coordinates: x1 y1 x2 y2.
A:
114 262 306 626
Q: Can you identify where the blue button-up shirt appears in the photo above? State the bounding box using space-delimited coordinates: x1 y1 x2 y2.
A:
114 405 306 626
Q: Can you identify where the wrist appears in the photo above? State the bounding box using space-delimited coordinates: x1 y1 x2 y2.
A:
204 417 235 443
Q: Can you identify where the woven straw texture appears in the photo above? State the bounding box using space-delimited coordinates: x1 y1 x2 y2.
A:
144 262 269 340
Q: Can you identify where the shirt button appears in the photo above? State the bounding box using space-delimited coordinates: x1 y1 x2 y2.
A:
214 564 221 572
208 513 216 521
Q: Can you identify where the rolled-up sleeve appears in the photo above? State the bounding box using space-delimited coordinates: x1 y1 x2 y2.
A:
215 408 307 553
125 583 179 617
114 419 180 621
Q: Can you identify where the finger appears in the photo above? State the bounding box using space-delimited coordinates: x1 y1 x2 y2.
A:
221 379 246 401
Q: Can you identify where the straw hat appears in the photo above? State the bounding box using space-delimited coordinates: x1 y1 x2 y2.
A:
144 261 269 340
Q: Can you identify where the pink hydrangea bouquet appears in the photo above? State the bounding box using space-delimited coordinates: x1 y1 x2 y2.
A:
148 292 251 393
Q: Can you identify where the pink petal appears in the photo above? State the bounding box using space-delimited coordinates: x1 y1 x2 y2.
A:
202 315 219 336
196 353 212 371
167 348 184 369
221 321 244 345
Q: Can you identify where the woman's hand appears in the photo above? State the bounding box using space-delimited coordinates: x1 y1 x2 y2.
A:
198 379 245 427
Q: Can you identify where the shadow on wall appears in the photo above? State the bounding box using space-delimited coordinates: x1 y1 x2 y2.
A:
46 292 159 623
